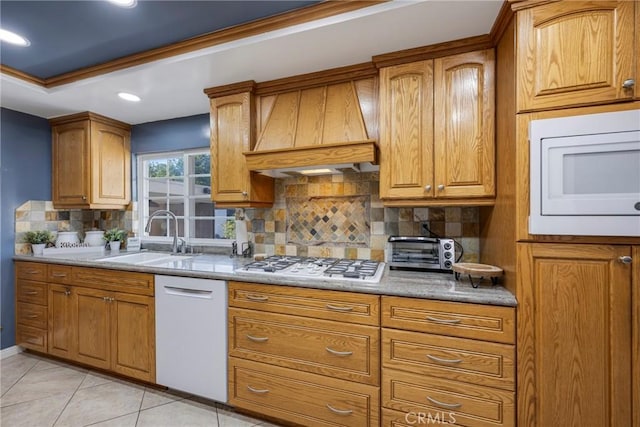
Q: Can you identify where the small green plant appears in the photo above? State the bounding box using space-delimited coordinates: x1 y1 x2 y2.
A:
23 230 54 245
103 228 127 242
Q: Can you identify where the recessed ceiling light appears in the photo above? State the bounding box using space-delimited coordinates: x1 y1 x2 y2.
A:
0 29 30 47
108 0 137 8
118 92 141 102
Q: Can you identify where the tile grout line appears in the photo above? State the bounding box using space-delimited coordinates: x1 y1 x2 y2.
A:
0 354 41 399
51 367 90 427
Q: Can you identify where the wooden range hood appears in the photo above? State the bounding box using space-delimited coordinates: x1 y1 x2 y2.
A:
244 63 379 176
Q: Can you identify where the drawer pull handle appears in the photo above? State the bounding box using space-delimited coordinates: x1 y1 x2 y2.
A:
426 396 462 410
246 294 269 302
326 404 353 415
325 347 353 357
427 354 462 364
24 291 39 295
426 316 461 325
326 304 354 312
247 385 269 394
51 273 67 277
26 314 39 318
25 270 40 274
246 334 269 343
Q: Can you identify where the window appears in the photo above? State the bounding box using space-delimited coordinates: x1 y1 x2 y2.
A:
137 149 235 244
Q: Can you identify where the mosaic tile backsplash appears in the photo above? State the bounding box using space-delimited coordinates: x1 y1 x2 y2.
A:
15 175 480 262
14 200 137 255
245 173 480 262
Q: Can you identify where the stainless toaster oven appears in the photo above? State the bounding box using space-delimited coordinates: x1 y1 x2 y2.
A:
387 236 455 272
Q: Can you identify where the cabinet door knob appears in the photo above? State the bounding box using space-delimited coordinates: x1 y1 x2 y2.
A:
618 256 632 264
64 288 71 296
622 79 635 89
241 191 248 197
437 184 445 191
424 184 432 191
82 196 87 201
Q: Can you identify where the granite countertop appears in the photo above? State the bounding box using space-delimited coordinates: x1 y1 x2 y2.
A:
13 251 517 307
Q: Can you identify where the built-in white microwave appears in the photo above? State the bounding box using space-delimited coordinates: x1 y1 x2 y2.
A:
529 109 640 237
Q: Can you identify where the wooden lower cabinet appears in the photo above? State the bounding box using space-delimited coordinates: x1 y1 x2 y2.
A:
110 292 155 381
69 286 155 382
517 243 634 427
15 262 155 383
15 263 49 352
229 358 379 427
48 283 75 359
381 296 516 427
229 307 379 385
75 287 112 370
228 281 380 426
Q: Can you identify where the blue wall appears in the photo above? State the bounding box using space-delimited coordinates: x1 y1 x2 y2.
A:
132 114 210 154
0 108 51 349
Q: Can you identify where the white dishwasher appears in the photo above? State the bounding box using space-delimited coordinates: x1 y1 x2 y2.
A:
155 275 227 402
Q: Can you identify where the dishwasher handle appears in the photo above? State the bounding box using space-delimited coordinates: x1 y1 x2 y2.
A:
163 285 214 298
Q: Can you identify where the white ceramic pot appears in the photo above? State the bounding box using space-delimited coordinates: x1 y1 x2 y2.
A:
84 230 105 247
109 241 121 252
55 231 80 248
31 243 46 256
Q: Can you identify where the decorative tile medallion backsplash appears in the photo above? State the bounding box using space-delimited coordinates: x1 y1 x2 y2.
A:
287 196 369 246
246 173 480 262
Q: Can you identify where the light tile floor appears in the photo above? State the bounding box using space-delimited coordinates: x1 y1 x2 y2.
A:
1 352 282 427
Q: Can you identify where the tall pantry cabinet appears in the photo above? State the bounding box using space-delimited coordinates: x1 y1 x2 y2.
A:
482 1 640 426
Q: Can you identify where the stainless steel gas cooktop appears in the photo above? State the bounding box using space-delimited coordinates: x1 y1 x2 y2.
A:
238 256 385 283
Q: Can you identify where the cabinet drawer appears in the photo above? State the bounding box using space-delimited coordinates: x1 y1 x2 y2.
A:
382 296 515 344
229 358 379 427
15 262 47 281
230 308 379 385
16 324 47 352
229 281 380 326
383 368 515 427
16 280 48 305
48 264 73 284
382 328 515 391
16 302 47 329
71 267 154 295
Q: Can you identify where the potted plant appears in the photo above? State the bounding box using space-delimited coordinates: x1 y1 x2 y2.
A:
23 230 54 255
103 228 127 252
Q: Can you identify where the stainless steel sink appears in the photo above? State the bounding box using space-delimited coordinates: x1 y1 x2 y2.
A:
97 252 193 265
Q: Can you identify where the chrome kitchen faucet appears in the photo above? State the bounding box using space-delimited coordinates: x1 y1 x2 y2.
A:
144 209 180 254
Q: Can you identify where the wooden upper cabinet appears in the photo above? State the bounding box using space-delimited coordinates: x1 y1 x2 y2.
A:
517 243 634 427
434 49 495 198
208 88 273 208
379 60 434 199
517 0 636 112
379 49 495 204
51 112 131 209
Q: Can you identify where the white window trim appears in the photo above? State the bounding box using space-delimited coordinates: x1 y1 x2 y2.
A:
137 149 233 247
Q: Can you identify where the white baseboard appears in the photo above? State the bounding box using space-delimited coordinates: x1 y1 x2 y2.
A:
1 345 24 359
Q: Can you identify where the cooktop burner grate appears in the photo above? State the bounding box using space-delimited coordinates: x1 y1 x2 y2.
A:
240 256 384 283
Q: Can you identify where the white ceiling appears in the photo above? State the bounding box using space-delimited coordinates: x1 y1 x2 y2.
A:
0 1 503 125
